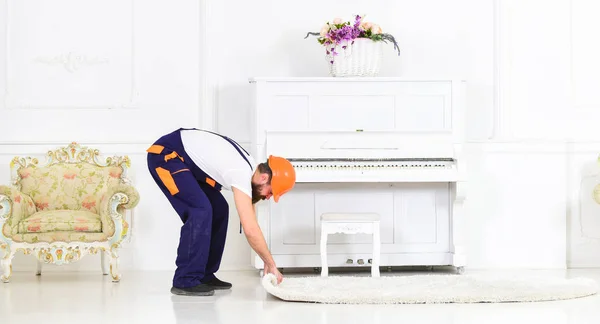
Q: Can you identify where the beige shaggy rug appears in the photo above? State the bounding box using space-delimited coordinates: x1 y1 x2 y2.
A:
261 273 599 304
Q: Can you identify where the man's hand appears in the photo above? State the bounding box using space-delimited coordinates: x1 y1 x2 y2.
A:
264 263 283 284
232 186 280 278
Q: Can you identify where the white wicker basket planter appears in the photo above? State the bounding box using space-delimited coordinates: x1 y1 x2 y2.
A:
326 38 383 77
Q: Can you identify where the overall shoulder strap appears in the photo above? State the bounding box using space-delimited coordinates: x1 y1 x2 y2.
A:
199 129 252 169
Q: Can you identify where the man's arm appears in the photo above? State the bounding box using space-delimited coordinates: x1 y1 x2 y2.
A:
231 187 276 268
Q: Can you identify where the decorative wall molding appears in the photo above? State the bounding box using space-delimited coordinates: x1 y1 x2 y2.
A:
0 0 6 111
493 0 600 141
33 52 110 73
491 0 503 140
199 0 217 131
0 143 150 155
2 0 138 110
493 0 520 141
569 0 600 110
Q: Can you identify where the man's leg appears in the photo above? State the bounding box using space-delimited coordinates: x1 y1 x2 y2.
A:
147 153 215 296
199 183 231 289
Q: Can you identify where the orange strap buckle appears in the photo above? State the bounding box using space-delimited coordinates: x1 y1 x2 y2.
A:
206 177 216 187
146 145 164 154
164 151 184 163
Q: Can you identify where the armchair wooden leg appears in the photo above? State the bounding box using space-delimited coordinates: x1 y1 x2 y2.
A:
1 248 15 283
109 250 121 282
101 251 108 275
36 260 42 276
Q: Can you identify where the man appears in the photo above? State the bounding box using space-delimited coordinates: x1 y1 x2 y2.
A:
146 128 296 296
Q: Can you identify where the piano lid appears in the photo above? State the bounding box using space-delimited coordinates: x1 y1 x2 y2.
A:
263 130 457 160
250 77 466 166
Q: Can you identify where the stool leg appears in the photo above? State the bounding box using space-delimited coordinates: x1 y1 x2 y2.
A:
320 227 328 277
372 223 380 277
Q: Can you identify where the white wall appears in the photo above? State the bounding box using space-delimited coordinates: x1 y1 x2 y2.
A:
210 0 600 270
0 0 217 273
212 0 495 142
1 0 600 275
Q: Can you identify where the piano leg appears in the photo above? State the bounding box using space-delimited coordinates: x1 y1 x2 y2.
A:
320 228 329 277
452 180 468 274
371 223 380 278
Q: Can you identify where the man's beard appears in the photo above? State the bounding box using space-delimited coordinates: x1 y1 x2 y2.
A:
251 182 267 204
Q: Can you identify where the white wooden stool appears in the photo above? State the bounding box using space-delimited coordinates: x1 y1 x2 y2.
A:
320 213 381 277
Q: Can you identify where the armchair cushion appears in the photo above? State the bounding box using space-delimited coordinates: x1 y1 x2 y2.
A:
18 210 101 234
17 163 123 213
11 231 108 244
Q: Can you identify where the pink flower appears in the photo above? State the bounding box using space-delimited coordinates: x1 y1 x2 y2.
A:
35 201 49 210
371 24 382 34
320 24 330 37
362 22 373 30
332 17 343 25
109 167 122 178
63 171 76 180
82 201 96 210
28 224 41 232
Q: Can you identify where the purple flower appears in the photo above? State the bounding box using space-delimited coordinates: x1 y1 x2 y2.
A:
311 14 397 63
323 14 366 49
354 15 362 28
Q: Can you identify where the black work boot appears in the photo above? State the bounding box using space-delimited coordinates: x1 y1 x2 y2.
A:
170 283 215 296
203 277 232 290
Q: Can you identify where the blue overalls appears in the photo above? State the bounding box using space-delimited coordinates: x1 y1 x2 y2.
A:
146 128 251 288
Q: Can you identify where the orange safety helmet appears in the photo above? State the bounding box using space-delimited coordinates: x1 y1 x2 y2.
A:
268 155 296 202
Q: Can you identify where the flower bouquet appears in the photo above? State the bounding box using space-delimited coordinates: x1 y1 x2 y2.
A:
305 15 400 77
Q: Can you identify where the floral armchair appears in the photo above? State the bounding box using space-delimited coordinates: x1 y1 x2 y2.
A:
595 155 600 206
0 142 140 283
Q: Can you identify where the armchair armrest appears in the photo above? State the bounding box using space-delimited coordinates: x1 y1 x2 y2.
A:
0 185 37 238
99 184 140 240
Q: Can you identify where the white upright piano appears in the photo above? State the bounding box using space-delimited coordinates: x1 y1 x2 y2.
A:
248 77 467 274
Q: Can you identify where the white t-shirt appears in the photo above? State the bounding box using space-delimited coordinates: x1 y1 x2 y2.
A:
180 129 256 198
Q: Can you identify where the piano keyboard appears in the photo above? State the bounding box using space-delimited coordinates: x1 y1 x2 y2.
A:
287 158 459 183
289 158 455 169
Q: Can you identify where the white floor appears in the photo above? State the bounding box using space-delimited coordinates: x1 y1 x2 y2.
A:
2 268 600 324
